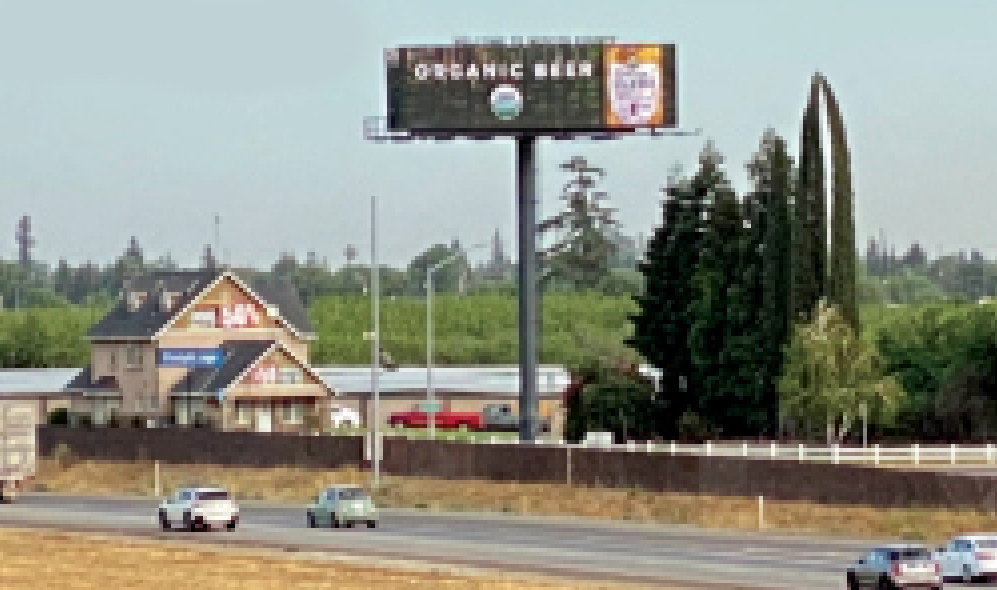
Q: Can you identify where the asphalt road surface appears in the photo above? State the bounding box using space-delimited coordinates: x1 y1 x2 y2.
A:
0 493 994 589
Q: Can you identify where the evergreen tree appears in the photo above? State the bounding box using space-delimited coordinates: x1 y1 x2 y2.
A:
791 75 826 324
687 144 745 436
822 76 859 332
202 245 219 271
628 157 708 436
745 129 795 436
865 238 882 276
539 156 619 291
53 259 74 302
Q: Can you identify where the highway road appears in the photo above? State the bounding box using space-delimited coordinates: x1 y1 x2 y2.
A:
0 492 991 589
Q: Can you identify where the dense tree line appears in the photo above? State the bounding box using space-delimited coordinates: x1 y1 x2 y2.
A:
613 73 867 442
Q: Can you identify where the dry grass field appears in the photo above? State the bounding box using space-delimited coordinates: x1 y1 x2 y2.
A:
30 458 997 542
0 527 642 590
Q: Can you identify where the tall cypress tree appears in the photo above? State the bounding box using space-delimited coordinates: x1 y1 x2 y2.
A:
747 129 794 435
628 153 710 436
791 75 826 324
821 76 859 332
687 144 745 435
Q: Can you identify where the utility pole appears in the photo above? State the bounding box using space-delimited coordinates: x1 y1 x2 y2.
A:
370 196 381 488
426 243 486 439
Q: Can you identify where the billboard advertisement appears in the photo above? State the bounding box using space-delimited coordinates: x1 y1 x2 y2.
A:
157 348 224 368
385 42 676 133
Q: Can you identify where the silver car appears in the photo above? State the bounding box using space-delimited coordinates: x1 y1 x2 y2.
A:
846 544 941 589
306 486 377 529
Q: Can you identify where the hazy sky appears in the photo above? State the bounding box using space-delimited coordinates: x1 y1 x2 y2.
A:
1 0 995 269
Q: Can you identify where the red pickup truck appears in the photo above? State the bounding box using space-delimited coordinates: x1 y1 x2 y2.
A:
387 410 482 430
387 404 550 432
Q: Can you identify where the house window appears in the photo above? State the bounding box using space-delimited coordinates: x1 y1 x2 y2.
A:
282 402 304 424
278 367 302 385
235 402 252 425
190 309 216 329
126 345 143 368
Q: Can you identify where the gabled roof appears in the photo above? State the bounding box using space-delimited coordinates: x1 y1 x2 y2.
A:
170 339 335 398
87 270 314 340
171 340 275 394
64 366 120 393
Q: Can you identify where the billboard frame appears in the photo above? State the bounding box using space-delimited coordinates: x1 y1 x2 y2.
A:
366 40 700 444
384 41 678 136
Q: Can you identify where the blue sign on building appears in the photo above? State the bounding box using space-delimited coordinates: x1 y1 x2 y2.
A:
157 348 224 368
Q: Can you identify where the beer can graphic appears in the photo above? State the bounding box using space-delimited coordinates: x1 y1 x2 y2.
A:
604 45 665 127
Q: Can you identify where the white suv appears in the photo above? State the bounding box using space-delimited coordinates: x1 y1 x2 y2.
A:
158 487 239 531
937 534 997 583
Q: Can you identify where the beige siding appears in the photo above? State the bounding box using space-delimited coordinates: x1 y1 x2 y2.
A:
222 398 321 433
89 341 157 415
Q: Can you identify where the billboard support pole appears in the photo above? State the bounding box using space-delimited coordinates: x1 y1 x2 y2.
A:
516 134 539 443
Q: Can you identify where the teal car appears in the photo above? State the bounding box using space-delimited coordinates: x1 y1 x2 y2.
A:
306 486 378 529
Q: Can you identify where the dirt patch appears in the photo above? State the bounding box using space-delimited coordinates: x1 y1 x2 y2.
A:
0 526 648 590
30 458 997 542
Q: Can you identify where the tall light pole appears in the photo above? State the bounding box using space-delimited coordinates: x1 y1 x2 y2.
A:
370 196 381 488
426 243 486 439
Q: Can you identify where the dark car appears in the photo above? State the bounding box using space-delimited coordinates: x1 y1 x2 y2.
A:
846 544 941 589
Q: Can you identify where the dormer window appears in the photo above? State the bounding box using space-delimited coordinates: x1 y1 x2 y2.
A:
128 291 147 311
161 291 179 312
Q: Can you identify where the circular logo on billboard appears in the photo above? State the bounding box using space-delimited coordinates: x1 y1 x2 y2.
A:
609 59 661 126
489 85 523 121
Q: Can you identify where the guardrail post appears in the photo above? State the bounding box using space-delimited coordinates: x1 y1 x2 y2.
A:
706 440 712 457
645 441 654 453
874 444 880 466
989 444 994 464
950 443 957 465
833 444 840 465
913 443 920 465
670 441 676 455
742 442 748 457
798 443 804 461
770 441 776 458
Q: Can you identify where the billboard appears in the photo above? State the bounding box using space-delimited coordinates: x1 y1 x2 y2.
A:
158 348 224 368
385 42 676 134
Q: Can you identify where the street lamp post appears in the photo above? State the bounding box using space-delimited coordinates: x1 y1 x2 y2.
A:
425 244 486 440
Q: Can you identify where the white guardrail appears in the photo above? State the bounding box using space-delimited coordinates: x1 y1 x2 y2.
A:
378 431 997 466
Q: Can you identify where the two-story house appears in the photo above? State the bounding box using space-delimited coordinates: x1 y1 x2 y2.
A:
64 269 336 432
